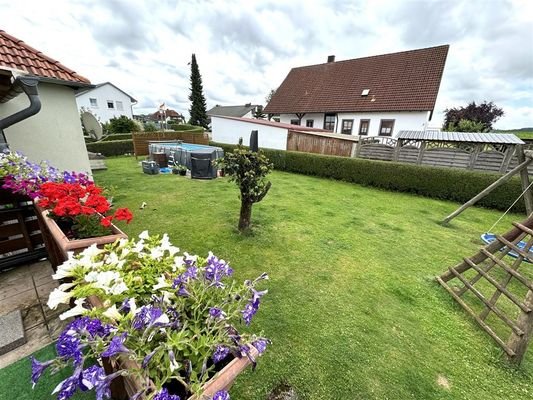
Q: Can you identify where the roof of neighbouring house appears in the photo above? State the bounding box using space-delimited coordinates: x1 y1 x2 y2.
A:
75 82 137 103
211 114 329 132
397 130 524 145
0 30 90 86
207 104 261 117
149 109 183 120
264 45 449 115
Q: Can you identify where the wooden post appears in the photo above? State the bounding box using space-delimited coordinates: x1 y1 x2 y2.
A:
416 141 426 164
468 144 481 170
501 145 516 173
441 157 533 225
507 288 533 364
392 139 401 162
516 145 533 215
355 137 362 158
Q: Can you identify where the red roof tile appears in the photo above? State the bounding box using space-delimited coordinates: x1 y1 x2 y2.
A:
264 45 449 114
0 30 90 85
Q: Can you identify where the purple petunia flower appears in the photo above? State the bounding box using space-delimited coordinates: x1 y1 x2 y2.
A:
212 345 230 363
212 390 230 400
142 349 157 368
30 356 54 388
101 333 130 358
252 339 268 354
153 387 181 400
208 307 226 319
204 253 233 287
80 365 106 391
56 332 83 366
241 302 258 326
94 370 124 400
53 374 79 400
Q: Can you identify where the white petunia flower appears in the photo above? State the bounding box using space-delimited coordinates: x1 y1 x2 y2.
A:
81 243 103 258
109 281 128 295
160 234 180 256
52 258 77 280
47 287 73 310
132 240 145 254
102 304 123 321
172 256 185 272
105 252 119 266
150 247 164 260
59 298 86 320
139 230 150 240
154 313 170 326
127 298 137 316
57 282 76 291
153 275 170 290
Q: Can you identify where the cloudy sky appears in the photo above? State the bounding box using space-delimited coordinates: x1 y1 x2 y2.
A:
1 0 532 129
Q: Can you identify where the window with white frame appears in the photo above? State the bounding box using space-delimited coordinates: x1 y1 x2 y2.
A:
89 98 98 107
116 101 124 111
107 101 114 109
341 119 354 134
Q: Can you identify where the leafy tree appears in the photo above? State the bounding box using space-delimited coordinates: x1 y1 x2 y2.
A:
446 118 486 133
219 142 273 231
188 54 209 128
107 116 137 133
265 89 276 104
443 101 504 132
143 122 158 132
253 105 266 119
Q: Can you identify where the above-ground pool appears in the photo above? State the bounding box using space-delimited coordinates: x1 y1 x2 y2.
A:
148 141 224 179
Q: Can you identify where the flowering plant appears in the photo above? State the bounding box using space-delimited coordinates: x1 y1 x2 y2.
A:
0 150 90 198
37 181 133 239
33 232 269 400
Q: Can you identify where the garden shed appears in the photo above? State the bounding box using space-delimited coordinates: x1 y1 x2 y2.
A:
390 130 524 173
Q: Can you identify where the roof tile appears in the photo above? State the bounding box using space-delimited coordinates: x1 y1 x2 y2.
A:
264 45 449 114
0 30 90 85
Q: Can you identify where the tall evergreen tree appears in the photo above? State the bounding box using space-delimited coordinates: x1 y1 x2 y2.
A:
188 54 209 128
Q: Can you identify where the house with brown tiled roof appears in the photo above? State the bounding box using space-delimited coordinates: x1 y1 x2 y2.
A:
264 45 449 138
0 29 92 173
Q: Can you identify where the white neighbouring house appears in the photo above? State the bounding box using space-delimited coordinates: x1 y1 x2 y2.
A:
264 45 449 138
75 82 137 123
211 115 339 150
0 30 92 174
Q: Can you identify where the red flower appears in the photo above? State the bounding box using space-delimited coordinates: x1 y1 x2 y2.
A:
114 208 133 224
100 215 113 227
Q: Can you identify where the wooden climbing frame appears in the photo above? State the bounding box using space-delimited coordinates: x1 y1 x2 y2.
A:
437 216 533 364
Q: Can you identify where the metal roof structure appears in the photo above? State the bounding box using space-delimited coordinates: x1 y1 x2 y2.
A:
397 130 524 145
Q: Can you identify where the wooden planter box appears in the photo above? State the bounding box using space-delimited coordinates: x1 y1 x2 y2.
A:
88 296 258 400
37 208 127 269
0 179 46 271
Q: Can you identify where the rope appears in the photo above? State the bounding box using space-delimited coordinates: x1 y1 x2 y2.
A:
486 179 533 233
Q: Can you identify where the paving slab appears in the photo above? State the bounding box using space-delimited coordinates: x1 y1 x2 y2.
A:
0 275 34 301
0 288 39 315
21 304 45 330
0 324 51 369
0 310 26 356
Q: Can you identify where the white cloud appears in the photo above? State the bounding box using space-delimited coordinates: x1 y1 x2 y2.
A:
0 0 531 128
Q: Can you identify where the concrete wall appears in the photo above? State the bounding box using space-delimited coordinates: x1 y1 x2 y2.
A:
75 83 133 123
211 116 288 150
279 111 430 137
1 82 91 174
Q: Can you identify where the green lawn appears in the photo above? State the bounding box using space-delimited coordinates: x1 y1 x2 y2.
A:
3 156 533 399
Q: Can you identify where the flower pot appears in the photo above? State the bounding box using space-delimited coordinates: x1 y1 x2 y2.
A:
87 296 258 400
39 209 127 264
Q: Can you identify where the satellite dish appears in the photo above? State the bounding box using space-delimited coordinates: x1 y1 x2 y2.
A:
81 111 103 140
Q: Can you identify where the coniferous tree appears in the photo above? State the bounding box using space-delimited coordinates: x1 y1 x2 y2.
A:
188 54 209 128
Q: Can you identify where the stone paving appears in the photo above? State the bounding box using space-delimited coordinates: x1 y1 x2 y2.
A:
0 260 69 368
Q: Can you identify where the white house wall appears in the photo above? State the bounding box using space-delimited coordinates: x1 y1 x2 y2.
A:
76 83 133 123
211 116 288 150
279 111 430 137
1 83 91 174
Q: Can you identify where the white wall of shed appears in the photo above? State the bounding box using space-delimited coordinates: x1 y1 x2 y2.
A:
211 116 288 150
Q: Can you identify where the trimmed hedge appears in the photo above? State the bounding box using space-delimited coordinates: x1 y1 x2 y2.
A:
211 142 524 212
170 124 201 131
86 139 133 156
101 133 132 141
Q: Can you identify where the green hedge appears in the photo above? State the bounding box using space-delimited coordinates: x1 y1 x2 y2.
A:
211 142 524 212
170 124 201 131
86 139 133 156
101 133 132 141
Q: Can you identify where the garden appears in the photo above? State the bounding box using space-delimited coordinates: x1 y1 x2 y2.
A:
1 152 533 400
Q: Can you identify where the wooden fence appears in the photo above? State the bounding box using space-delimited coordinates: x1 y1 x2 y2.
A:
286 131 525 174
132 130 209 156
287 130 358 157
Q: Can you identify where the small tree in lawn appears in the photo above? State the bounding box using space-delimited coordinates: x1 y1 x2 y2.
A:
220 141 273 231
188 53 209 128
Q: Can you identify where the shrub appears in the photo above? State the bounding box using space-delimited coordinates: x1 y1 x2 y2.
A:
86 140 133 156
210 142 524 212
171 123 203 132
108 116 137 133
101 133 132 141
143 122 158 132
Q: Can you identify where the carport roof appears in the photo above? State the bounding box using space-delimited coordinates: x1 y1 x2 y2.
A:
397 130 524 145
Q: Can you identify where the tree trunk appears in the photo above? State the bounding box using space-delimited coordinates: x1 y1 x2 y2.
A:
238 199 253 231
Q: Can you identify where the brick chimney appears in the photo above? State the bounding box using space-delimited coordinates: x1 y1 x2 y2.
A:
327 55 335 63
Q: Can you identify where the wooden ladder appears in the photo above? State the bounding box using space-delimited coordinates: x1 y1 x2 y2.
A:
437 217 533 364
